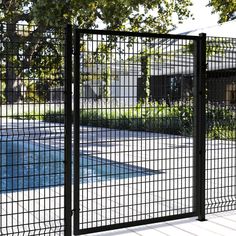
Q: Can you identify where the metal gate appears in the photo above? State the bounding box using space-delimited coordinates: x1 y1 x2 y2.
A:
1 23 236 235
73 28 206 234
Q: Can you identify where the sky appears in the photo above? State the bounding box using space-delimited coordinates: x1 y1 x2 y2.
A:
96 0 229 36
172 0 220 34
97 0 220 33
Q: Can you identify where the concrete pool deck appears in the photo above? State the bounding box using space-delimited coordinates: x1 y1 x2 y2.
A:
91 211 236 236
0 119 236 235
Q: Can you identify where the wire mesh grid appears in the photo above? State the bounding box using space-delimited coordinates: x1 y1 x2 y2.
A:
205 36 236 214
1 23 236 235
74 30 198 233
0 23 66 235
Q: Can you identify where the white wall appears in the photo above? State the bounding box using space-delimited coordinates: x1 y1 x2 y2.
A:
110 75 138 106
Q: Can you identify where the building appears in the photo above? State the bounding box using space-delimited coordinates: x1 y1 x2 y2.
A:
70 21 236 106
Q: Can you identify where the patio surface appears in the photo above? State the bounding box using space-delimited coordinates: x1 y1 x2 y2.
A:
90 211 236 236
0 119 236 235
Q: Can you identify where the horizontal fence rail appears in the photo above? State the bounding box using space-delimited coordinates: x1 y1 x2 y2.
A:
76 28 199 40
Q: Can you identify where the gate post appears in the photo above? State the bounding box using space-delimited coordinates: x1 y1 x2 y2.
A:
73 28 81 235
194 33 206 221
64 24 73 236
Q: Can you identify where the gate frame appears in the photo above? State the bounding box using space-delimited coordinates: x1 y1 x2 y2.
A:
70 27 207 235
193 33 207 221
64 24 73 236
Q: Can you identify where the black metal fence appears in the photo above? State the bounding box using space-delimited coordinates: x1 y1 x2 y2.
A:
0 23 71 235
0 23 235 236
205 36 236 213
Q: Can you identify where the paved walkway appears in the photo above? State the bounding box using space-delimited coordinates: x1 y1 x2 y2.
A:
1 119 236 235
91 211 236 236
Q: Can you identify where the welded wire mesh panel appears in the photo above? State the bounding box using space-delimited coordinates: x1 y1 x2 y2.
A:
206 37 236 213
0 23 66 235
206 36 236 214
74 30 198 234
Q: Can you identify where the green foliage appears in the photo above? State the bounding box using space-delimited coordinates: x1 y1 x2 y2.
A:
181 38 227 58
207 126 236 140
78 102 235 139
206 103 234 127
93 42 112 98
16 100 235 140
0 62 6 104
0 0 193 103
0 22 64 103
13 111 44 120
206 103 235 140
140 53 151 100
13 109 64 123
44 112 64 123
0 81 6 104
1 0 193 33
0 63 6 104
208 0 236 23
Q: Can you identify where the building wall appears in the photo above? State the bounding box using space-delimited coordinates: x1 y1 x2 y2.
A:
110 75 138 106
207 75 236 105
49 74 236 107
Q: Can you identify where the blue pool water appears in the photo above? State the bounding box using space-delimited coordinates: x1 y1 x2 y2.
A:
0 140 159 192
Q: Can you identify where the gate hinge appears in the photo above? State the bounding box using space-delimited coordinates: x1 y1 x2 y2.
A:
71 209 75 216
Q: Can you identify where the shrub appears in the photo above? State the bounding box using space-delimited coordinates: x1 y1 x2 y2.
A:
13 100 235 140
13 111 44 120
44 112 64 123
0 81 6 105
207 125 236 140
206 103 234 129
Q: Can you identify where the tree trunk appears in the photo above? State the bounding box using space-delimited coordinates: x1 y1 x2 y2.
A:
5 60 22 103
5 23 22 104
138 54 150 101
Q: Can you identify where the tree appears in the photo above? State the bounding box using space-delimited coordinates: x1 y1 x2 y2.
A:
0 0 193 103
208 0 236 23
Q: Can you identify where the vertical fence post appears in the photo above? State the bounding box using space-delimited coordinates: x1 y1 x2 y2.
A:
194 33 207 221
64 24 72 236
73 28 80 235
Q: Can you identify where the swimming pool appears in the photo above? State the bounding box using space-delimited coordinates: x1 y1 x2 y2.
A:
0 140 159 192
